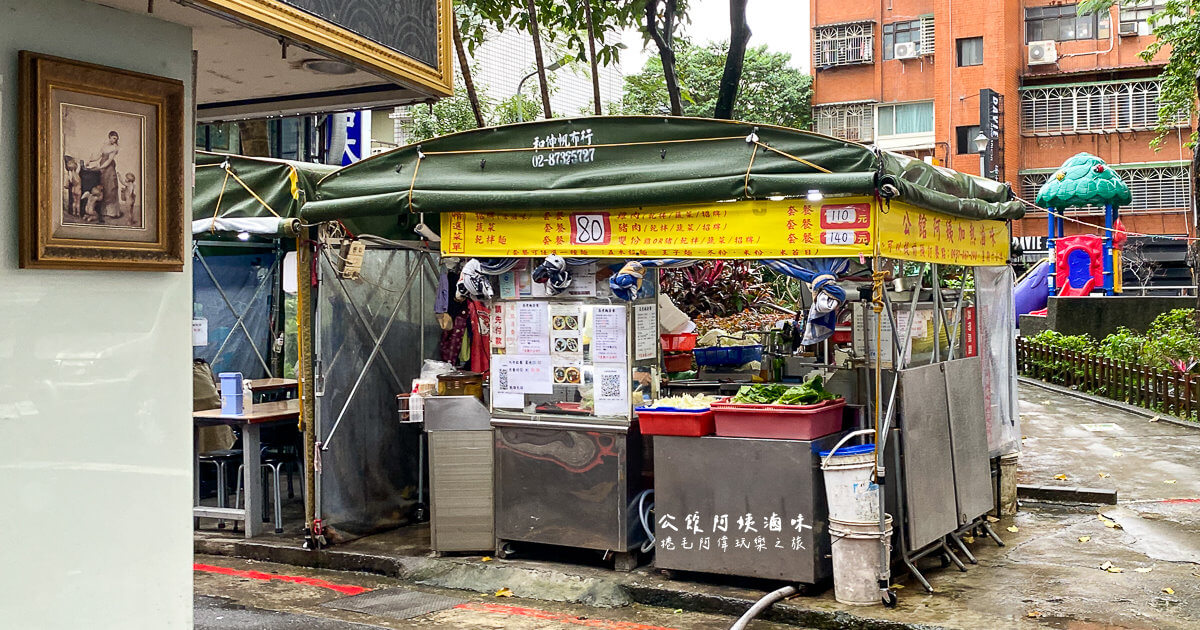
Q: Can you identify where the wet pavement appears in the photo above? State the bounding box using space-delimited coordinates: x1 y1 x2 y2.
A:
194 381 1200 629
1018 380 1200 502
194 555 800 629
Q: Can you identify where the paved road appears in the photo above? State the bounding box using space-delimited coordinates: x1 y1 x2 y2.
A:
1018 380 1200 502
194 555 798 630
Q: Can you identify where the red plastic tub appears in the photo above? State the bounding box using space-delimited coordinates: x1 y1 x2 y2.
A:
660 333 697 352
663 352 694 372
637 407 716 437
710 398 846 440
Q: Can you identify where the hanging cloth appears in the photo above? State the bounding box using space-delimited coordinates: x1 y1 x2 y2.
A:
468 300 491 374
456 259 494 301
532 255 573 295
760 258 850 346
609 261 646 301
608 259 697 301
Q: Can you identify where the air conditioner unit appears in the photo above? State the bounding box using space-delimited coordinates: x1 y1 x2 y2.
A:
894 42 920 60
1027 40 1058 66
1118 21 1139 36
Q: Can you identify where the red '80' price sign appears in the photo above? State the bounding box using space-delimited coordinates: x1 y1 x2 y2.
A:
570 213 611 245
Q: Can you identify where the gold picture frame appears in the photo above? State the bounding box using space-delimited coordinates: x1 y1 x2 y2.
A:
19 51 185 271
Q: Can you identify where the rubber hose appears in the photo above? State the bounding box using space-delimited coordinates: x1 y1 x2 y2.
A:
728 585 798 630
635 489 655 552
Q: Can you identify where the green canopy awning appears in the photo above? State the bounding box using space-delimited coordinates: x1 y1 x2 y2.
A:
194 151 336 236
295 116 1024 238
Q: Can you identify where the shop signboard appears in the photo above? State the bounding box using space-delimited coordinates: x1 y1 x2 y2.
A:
443 198 1009 266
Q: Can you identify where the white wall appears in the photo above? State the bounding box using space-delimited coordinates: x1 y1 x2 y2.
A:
0 1 194 627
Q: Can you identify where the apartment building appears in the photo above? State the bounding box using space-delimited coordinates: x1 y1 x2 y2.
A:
809 0 1193 245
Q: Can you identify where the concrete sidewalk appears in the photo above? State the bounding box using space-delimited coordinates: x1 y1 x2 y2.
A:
195 382 1200 630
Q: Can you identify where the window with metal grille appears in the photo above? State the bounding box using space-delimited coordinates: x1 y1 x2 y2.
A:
814 103 875 142
1020 163 1191 213
1120 1 1169 36
920 15 935 55
1026 4 1110 42
813 22 874 68
1020 80 1189 134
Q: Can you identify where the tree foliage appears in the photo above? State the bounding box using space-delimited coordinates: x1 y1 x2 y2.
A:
1080 0 1200 146
407 81 542 143
458 0 636 67
619 41 813 129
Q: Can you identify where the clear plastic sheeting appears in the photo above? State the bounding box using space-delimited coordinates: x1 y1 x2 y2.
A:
192 249 279 379
316 247 440 542
976 266 1021 456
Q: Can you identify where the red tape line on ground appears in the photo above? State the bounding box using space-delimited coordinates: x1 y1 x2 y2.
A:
193 563 371 596
455 602 678 630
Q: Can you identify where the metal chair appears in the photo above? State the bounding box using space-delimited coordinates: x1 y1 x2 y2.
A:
196 449 242 529
233 448 301 534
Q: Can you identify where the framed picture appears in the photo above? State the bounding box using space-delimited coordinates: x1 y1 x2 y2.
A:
19 51 185 271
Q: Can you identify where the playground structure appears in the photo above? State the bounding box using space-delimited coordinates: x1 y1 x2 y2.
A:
1015 153 1131 320
1038 153 1130 297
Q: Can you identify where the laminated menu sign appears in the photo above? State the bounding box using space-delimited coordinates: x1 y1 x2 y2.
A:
593 364 629 417
634 304 657 361
515 301 550 355
592 305 626 362
565 264 597 297
491 355 553 395
192 318 208 347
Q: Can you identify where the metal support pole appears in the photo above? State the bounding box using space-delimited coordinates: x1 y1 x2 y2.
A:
932 264 942 364
1103 203 1115 295
1047 207 1058 297
297 235 320 548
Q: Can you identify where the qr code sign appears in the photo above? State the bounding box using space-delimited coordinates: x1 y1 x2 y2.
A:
599 372 621 398
498 369 510 392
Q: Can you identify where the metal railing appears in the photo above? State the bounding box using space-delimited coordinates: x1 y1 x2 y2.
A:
1017 338 1199 421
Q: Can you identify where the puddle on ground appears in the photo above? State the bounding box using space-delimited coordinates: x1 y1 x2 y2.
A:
1037 616 1156 630
1102 507 1200 565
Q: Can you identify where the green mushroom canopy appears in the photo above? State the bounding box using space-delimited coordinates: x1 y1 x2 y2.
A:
1035 152 1132 209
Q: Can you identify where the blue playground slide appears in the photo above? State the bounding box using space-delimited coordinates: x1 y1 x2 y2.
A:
1013 258 1050 323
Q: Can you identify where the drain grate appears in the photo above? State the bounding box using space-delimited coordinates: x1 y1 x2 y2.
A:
321 587 467 620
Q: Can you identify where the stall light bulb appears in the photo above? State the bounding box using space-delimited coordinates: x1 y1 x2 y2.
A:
237 231 251 241
807 190 824 202
768 195 786 201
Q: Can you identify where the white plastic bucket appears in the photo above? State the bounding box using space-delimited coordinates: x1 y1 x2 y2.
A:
829 515 893 606
820 443 879 522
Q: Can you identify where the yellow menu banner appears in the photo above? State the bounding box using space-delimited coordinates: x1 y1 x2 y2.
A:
441 198 1010 265
875 201 1010 267
441 198 874 259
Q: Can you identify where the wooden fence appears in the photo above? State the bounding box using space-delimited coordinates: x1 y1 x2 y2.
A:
1016 338 1199 421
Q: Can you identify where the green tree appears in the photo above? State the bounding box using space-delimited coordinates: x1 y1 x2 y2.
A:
407 79 494 143
1079 0 1198 146
620 41 813 129
458 0 645 119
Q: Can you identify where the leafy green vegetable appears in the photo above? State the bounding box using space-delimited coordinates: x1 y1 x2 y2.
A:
729 375 839 406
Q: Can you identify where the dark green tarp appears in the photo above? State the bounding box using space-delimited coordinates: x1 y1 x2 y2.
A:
293 116 1023 238
194 151 336 235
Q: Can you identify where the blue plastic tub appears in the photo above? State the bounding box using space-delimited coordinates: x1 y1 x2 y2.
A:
693 344 763 367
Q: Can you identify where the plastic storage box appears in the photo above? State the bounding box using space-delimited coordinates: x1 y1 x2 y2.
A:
693 344 763 367
637 406 716 437
710 398 846 440
660 333 697 352
218 372 244 415
663 352 694 372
